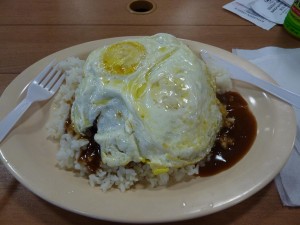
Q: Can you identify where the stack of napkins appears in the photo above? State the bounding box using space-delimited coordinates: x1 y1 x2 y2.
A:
224 0 292 30
232 47 300 206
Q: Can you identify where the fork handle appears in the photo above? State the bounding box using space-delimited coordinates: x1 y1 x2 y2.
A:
0 98 32 143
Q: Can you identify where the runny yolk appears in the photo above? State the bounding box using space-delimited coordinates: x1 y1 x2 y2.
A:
102 41 146 75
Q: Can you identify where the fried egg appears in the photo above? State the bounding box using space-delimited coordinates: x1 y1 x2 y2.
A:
71 33 223 174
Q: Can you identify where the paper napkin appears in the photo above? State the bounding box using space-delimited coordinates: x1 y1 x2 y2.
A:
232 47 300 206
223 0 290 30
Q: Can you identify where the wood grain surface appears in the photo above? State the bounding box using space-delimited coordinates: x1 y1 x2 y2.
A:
1 1 300 224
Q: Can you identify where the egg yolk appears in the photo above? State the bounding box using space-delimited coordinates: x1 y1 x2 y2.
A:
102 41 146 75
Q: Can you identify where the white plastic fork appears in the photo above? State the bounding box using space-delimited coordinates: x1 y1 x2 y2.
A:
0 60 65 143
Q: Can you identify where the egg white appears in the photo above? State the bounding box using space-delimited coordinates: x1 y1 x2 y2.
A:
71 33 223 174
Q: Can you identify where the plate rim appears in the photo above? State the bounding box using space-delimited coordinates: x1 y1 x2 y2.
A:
0 36 296 223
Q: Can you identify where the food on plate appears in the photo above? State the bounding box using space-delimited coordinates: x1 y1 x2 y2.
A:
47 33 255 192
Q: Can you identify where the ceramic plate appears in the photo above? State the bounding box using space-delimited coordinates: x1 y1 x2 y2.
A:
0 37 296 223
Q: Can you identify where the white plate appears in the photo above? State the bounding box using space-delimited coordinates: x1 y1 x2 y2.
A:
0 37 296 223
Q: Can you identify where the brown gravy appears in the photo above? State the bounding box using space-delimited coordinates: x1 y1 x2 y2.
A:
64 115 101 173
198 91 257 176
78 119 101 174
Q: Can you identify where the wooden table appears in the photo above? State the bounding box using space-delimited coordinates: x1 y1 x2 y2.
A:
0 0 299 224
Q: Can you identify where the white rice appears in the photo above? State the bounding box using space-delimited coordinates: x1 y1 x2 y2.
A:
46 57 228 192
